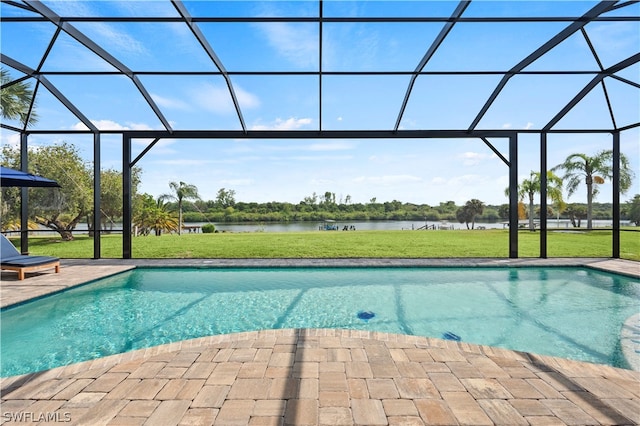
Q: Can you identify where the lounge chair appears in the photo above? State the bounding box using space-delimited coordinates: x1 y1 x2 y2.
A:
0 234 60 280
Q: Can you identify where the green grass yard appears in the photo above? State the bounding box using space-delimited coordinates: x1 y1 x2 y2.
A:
17 228 640 261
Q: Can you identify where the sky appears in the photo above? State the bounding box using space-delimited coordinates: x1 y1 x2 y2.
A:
1 0 639 207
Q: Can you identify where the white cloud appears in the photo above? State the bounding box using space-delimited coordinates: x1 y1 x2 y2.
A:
502 123 512 129
191 84 233 114
458 151 495 166
71 120 154 131
0 132 20 148
251 117 313 131
589 22 639 51
322 20 381 70
152 93 191 110
50 2 146 56
95 24 146 55
254 22 318 68
524 122 534 130
113 1 176 18
192 83 260 114
235 86 261 110
128 122 154 131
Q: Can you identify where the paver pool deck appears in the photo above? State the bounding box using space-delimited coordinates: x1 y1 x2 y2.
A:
1 258 639 425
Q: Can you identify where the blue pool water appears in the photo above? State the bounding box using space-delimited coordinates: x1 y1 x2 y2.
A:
2 267 639 376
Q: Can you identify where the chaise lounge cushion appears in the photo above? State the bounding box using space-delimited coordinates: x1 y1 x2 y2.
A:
1 254 61 267
1 234 60 279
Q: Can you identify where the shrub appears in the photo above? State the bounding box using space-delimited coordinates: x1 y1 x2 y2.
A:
202 224 215 233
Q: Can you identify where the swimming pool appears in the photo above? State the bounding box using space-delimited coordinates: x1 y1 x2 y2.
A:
1 267 639 376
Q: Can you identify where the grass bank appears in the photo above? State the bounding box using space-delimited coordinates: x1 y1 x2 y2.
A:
19 229 640 260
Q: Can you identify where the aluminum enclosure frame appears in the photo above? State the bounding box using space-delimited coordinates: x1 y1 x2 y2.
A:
1 0 637 259
117 128 623 260
120 129 520 259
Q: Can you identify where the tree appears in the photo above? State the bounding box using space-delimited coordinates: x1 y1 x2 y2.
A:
628 194 640 226
498 204 509 220
506 171 563 231
302 192 318 206
322 191 336 206
0 68 38 127
517 202 527 220
161 181 200 235
0 189 38 232
456 199 484 229
133 194 178 236
97 167 141 232
215 188 236 208
564 204 587 228
553 150 634 229
2 142 92 240
436 201 456 214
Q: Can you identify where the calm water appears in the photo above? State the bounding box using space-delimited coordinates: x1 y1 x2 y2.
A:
195 220 620 233
2 267 638 376
21 219 622 235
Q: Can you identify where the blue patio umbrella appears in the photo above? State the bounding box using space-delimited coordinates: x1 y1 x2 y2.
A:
0 166 61 188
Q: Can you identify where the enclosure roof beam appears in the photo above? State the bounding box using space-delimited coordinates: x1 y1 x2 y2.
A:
610 74 640 89
1 0 33 13
543 52 640 131
123 129 518 140
0 123 24 133
130 138 160 168
171 0 247 133
394 1 470 132
607 0 639 12
0 54 98 132
481 137 509 166
319 0 324 131
467 0 616 132
24 0 174 133
580 28 617 129
3 16 638 23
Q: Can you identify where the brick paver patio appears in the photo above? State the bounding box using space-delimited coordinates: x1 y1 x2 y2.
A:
1 258 639 425
2 329 639 425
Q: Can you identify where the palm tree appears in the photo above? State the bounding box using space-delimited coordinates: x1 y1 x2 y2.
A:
456 199 484 229
553 150 634 229
148 200 179 236
161 181 200 235
0 68 38 126
540 171 564 228
133 195 178 236
505 171 563 231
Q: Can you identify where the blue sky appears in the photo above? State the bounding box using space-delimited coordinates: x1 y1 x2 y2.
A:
1 0 638 206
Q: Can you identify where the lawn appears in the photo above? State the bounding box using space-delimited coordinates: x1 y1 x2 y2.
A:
18 228 640 261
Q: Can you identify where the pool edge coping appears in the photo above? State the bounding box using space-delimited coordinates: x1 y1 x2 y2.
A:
2 328 638 391
1 257 638 377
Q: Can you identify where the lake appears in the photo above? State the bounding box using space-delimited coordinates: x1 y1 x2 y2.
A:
15 219 622 236
189 219 619 233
